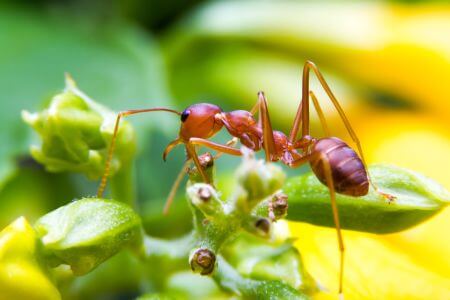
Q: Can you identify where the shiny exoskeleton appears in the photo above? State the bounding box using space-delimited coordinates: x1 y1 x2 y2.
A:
97 61 393 297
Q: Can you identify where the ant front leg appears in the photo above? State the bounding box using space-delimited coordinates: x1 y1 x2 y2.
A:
214 137 239 159
186 138 243 184
188 138 242 157
185 138 243 184
185 142 211 184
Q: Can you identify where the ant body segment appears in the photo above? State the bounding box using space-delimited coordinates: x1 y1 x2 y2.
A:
97 60 394 297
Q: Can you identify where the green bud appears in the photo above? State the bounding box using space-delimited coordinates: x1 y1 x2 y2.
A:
236 154 286 206
0 217 61 300
254 192 289 221
187 184 224 217
22 75 136 179
284 164 450 233
243 216 271 238
188 152 215 184
34 198 142 275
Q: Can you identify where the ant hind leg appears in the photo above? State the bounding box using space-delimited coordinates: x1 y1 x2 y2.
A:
320 153 345 297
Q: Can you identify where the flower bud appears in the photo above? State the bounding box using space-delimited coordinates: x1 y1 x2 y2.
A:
189 248 216 275
236 152 286 207
22 75 136 179
270 192 289 221
254 218 271 236
188 152 215 184
187 183 224 217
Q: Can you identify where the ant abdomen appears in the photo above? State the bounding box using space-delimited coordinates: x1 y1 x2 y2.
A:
310 137 369 197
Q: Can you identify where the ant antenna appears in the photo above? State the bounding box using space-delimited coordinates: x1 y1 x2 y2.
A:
97 108 180 199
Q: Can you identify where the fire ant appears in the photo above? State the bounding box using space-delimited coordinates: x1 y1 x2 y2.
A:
97 60 394 297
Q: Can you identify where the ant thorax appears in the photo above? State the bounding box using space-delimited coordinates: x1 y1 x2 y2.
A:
218 110 262 150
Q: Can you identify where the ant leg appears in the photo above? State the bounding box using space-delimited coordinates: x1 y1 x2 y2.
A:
165 138 240 214
288 152 313 168
189 138 243 156
97 108 180 198
287 151 345 296
320 153 345 297
164 137 238 215
258 92 277 162
163 159 191 215
248 92 278 161
290 61 392 199
214 137 239 159
185 142 211 184
309 91 331 137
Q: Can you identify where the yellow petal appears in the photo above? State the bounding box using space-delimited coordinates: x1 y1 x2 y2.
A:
290 222 450 299
0 217 61 300
383 206 450 278
355 112 450 189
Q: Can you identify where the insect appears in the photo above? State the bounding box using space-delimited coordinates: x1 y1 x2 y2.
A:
97 60 394 297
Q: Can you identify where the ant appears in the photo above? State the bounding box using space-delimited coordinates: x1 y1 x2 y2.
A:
97 60 394 297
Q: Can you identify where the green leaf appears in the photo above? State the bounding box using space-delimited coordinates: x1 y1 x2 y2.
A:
284 164 450 233
34 198 142 275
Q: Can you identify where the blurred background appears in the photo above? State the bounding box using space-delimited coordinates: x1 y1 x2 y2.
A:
0 0 449 299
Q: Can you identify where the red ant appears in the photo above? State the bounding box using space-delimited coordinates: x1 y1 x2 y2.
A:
97 61 394 297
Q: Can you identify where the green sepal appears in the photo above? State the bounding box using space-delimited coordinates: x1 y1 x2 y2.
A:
284 164 450 233
34 198 142 275
236 154 286 209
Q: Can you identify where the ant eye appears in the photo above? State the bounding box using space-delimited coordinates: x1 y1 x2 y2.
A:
181 109 190 122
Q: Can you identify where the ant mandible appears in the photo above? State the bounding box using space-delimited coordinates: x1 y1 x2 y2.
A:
96 60 394 297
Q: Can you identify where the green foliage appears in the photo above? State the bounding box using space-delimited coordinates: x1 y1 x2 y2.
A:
34 198 142 275
10 66 450 299
284 164 450 233
0 6 170 189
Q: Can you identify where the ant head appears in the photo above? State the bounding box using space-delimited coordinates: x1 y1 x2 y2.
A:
179 103 223 141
